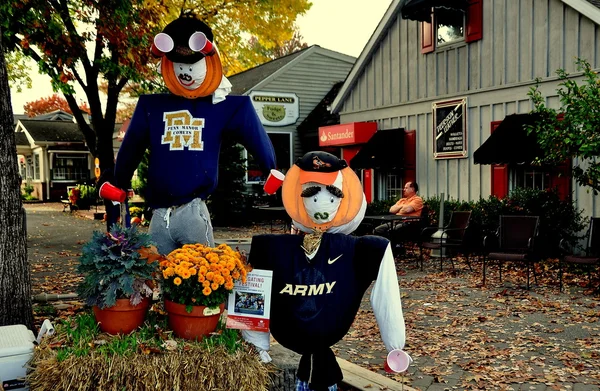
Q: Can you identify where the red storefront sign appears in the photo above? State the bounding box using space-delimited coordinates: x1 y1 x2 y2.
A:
318 122 377 147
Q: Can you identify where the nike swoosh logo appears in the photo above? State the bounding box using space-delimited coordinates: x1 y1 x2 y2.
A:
328 254 343 264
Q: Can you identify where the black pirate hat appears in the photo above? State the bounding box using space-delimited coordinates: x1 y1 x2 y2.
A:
295 151 348 185
159 16 215 64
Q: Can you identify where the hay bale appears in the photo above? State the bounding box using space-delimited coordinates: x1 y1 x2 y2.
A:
27 318 272 391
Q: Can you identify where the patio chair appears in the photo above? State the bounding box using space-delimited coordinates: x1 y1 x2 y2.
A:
559 217 600 291
420 211 472 271
482 215 540 290
389 204 430 259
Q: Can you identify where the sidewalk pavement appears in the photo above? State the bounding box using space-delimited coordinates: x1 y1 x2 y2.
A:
24 203 600 391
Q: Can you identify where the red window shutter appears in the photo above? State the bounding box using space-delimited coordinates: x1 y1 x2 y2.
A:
403 130 416 184
550 160 572 201
421 17 434 54
490 121 508 198
465 0 483 43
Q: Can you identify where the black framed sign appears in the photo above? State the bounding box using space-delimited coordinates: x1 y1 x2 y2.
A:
433 98 467 159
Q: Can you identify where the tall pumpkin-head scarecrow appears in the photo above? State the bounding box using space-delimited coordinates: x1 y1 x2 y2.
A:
244 151 410 391
113 15 276 254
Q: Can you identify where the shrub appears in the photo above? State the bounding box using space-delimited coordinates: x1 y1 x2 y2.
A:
77 224 159 309
366 199 396 215
422 188 586 258
23 183 34 196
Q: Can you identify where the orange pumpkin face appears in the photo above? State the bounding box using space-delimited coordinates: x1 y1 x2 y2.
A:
282 152 364 232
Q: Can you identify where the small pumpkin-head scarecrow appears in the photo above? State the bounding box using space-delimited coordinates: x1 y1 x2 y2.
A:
113 15 276 253
244 151 410 391
150 15 224 99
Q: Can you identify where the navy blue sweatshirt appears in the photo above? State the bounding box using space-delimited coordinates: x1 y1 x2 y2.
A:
115 94 276 208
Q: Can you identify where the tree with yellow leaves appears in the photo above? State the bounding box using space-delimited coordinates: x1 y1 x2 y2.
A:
2 0 311 179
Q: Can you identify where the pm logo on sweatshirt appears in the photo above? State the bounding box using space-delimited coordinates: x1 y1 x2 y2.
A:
161 110 205 151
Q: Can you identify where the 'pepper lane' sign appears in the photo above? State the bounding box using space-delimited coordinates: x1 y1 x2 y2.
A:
433 98 468 159
250 91 299 127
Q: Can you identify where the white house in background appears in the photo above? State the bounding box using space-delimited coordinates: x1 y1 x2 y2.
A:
14 110 122 200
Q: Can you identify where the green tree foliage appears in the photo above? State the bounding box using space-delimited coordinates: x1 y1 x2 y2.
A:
5 51 32 93
527 58 600 194
166 0 312 75
1 0 165 178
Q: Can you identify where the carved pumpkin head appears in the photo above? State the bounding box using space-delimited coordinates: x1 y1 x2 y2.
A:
151 16 223 99
282 151 366 234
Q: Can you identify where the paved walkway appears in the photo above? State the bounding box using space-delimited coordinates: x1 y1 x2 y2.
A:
24 203 600 391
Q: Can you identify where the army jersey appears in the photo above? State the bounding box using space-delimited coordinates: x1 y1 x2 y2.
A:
249 233 405 390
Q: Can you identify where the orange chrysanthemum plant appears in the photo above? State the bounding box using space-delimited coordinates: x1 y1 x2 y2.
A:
160 243 248 312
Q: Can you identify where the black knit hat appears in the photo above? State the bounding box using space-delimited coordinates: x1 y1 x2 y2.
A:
161 16 214 64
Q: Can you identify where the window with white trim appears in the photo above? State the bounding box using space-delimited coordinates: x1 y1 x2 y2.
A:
376 170 403 201
509 165 551 192
52 155 89 181
436 9 465 46
33 153 40 180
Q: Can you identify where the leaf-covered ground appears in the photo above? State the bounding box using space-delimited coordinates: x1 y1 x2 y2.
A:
26 204 600 390
333 250 600 391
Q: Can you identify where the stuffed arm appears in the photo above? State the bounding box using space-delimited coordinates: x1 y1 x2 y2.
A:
114 97 151 190
370 243 408 354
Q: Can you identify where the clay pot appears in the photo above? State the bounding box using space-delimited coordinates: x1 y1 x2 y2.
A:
93 297 150 334
164 299 225 341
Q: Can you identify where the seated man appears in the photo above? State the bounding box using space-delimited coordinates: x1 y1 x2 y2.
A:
373 181 423 238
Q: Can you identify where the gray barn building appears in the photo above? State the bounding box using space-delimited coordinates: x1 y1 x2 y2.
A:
330 0 600 217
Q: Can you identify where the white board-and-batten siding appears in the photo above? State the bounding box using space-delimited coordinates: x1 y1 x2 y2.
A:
338 0 600 217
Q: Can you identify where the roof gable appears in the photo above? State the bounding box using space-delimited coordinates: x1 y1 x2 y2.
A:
587 0 600 8
331 0 600 113
18 120 85 143
33 110 74 121
14 131 30 146
228 45 354 95
564 0 600 23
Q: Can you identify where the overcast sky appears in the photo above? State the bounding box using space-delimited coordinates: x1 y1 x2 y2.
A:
9 0 392 114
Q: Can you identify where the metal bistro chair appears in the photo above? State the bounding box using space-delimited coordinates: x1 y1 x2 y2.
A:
420 211 472 271
559 217 600 291
389 205 430 261
483 215 540 290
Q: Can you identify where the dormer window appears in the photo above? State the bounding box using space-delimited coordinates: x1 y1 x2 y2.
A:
436 8 465 46
420 0 482 54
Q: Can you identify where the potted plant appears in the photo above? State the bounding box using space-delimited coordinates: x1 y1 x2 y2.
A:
159 243 248 340
77 224 160 334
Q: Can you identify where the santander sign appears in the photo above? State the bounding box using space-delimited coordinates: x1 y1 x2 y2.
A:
318 122 377 147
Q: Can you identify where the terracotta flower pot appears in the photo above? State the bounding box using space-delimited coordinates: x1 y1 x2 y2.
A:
164 299 225 341
93 297 150 335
